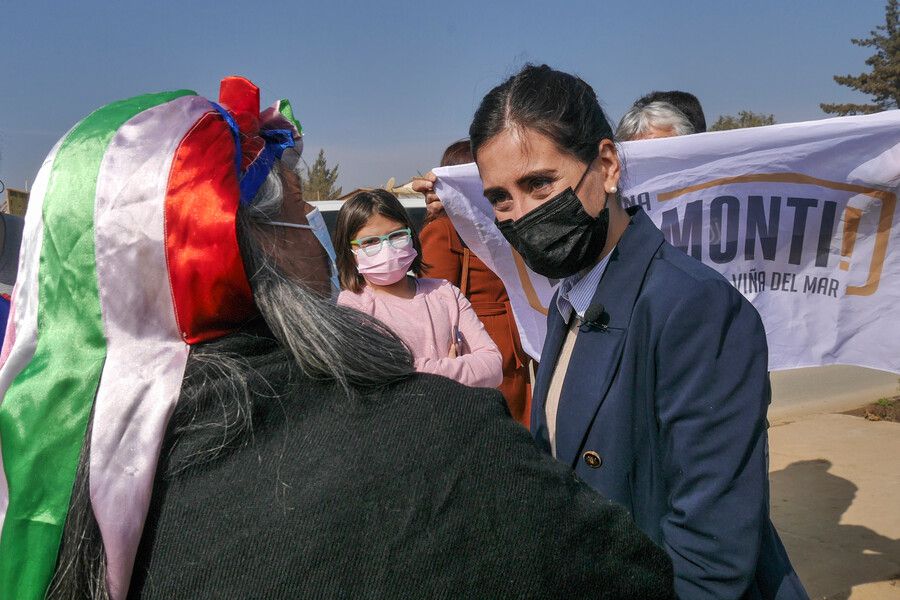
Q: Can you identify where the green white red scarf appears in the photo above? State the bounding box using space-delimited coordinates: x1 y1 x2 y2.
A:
0 77 300 599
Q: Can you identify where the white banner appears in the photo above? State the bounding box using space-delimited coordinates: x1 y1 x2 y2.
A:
434 111 900 373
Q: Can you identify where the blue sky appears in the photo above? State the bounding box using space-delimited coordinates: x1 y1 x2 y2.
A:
0 1 888 192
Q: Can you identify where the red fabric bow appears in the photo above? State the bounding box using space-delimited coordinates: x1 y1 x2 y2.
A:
164 76 265 345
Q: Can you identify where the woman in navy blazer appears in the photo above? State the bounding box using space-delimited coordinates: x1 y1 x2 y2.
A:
469 64 807 600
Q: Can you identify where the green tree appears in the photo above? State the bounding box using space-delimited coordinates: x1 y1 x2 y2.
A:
709 111 776 131
302 149 342 200
821 0 900 116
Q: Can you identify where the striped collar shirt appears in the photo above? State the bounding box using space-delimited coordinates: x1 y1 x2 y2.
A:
555 251 613 324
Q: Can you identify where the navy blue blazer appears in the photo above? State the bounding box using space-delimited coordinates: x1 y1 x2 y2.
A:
532 208 808 600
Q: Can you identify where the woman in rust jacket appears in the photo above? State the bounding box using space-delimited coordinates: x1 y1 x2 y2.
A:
418 140 531 426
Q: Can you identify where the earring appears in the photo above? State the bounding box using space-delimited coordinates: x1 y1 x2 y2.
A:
608 186 618 194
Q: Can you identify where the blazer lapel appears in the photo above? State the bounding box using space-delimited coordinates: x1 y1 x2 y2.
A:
530 291 567 453
555 324 626 467
554 208 665 467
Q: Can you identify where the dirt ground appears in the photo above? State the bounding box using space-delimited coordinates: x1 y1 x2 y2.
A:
768 413 900 599
843 396 899 422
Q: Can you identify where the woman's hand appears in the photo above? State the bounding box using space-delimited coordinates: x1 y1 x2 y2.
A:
412 172 443 219
448 341 458 358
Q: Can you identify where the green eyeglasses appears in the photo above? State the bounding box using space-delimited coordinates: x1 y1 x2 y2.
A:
351 228 412 256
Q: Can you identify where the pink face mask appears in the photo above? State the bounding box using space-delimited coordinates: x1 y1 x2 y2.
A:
354 243 418 286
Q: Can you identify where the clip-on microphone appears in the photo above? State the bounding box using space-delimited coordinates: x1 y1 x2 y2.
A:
580 302 608 332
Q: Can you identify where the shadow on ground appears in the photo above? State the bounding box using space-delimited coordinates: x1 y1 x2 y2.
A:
770 459 900 599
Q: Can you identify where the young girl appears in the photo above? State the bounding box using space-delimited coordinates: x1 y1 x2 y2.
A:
335 189 502 389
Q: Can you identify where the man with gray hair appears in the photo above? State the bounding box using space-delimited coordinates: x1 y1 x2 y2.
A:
634 90 706 132
616 101 695 141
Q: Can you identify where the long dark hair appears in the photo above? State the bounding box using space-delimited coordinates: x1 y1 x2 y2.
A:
47 162 415 599
334 189 425 293
469 64 615 164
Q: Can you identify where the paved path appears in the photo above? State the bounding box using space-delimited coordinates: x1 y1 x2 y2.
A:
769 366 898 424
769 413 900 599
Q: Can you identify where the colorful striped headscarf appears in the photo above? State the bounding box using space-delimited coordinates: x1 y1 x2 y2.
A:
0 76 301 600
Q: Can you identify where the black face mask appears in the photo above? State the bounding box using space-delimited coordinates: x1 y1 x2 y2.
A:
495 164 610 279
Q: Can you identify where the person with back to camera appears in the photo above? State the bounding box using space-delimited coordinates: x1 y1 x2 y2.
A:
416 139 532 425
467 64 807 599
336 188 503 389
0 76 675 600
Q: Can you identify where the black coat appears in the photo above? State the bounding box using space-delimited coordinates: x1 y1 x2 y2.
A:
129 330 674 599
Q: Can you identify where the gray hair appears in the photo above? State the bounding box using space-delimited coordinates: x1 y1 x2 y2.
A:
238 161 415 394
616 101 694 141
48 157 414 599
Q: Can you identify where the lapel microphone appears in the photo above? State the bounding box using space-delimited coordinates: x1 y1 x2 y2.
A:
580 302 608 332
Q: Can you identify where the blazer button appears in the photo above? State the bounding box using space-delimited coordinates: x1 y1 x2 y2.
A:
583 451 602 468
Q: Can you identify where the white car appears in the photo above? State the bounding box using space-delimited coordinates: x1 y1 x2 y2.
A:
310 197 428 237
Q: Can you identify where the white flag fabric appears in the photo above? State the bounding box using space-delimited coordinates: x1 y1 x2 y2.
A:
434 111 900 373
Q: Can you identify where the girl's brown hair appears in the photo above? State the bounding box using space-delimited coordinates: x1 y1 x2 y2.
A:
334 189 425 293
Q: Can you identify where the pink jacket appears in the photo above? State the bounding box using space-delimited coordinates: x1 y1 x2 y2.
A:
338 278 503 389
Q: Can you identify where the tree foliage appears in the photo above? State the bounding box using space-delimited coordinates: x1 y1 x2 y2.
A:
709 111 776 131
301 149 342 201
821 0 900 116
